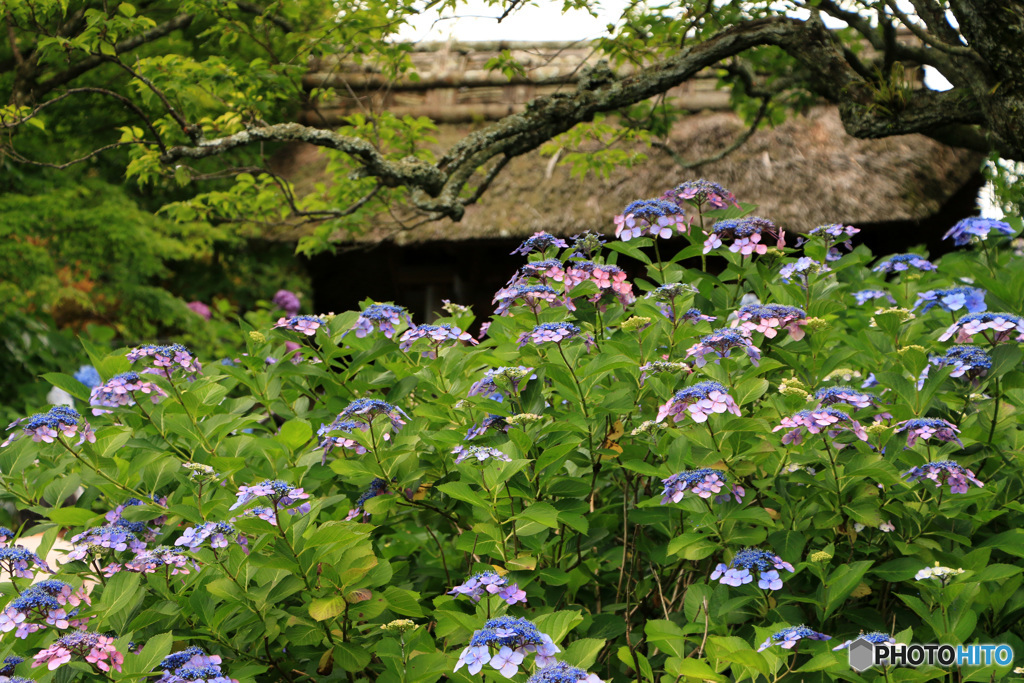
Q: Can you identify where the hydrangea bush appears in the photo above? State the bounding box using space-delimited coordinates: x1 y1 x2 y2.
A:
2 180 1024 683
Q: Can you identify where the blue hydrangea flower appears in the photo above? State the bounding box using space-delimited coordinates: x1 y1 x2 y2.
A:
527 661 603 683
852 289 896 305
704 216 784 254
915 287 986 314
872 253 936 274
2 406 95 448
155 647 231 683
657 381 741 424
664 179 739 209
814 386 878 409
493 285 569 317
316 418 368 465
516 259 566 284
455 617 559 677
448 571 527 606
895 418 962 448
943 217 1015 246
614 199 688 240
685 329 761 367
733 304 807 340
711 548 794 590
779 257 830 284
346 478 390 522
159 647 208 671
126 344 201 374
904 460 983 494
833 631 895 651
174 522 247 551
351 303 410 339
468 366 534 398
517 322 592 349
399 324 478 357
229 480 310 516
930 345 991 379
89 372 168 415
340 398 409 432
73 365 102 389
512 232 569 256
452 446 513 465
273 315 325 337
660 469 744 505
465 414 511 439
0 545 53 579
939 311 1024 344
773 408 868 445
757 625 831 651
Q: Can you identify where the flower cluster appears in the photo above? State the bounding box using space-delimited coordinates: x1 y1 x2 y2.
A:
656 381 741 424
915 287 987 314
455 616 559 678
453 446 513 465
174 522 247 551
517 322 590 348
104 546 195 576
527 662 603 683
351 303 410 339
904 460 983 494
895 418 962 448
511 232 568 256
732 304 807 340
638 360 691 386
399 324 478 356
156 647 236 683
66 521 151 560
814 386 878 409
943 217 1015 246
704 216 784 255
183 463 217 480
562 261 634 305
105 496 167 526
685 329 761 367
448 571 526 605
273 315 325 336
712 548 794 590
0 545 52 579
493 285 569 316
316 417 368 465
272 289 301 316
773 409 868 445
852 289 895 305
2 406 95 448
0 580 89 638
833 632 895 651
340 398 408 432
346 478 390 522
466 414 512 439
757 626 831 652
914 563 966 582
32 631 122 672
664 179 739 209
930 345 991 379
779 257 830 284
127 344 201 375
74 365 102 388
660 469 744 505
642 283 700 321
613 199 688 240
938 312 1024 344
468 366 534 398
89 372 167 415
516 259 566 284
229 480 311 516
872 253 936 274
806 223 859 260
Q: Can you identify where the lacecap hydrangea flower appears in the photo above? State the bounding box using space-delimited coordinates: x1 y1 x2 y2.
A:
517 322 593 349
779 257 830 284
273 315 325 336
156 646 236 683
66 520 152 560
316 417 368 465
685 329 761 367
468 366 534 398
0 655 25 676
814 386 878 409
894 418 962 448
613 198 688 240
757 625 831 652
229 480 310 516
453 446 513 465
938 312 1024 344
340 398 409 432
89 372 167 415
712 548 794 590
455 616 559 678
656 381 741 424
0 544 53 579
660 469 744 505
493 285 570 317
512 232 569 256
127 344 201 375
852 289 896 306
664 179 739 210
904 460 983 494
526 661 603 683
732 304 807 340
562 261 634 305
351 303 410 339
346 478 390 522
833 631 895 651
704 216 784 255
930 345 991 379
515 259 566 284
2 406 95 448
174 522 247 551
915 287 986 314
399 324 478 357
448 571 527 605
32 631 122 672
773 409 868 445
638 360 691 386
872 253 937 274
0 580 88 638
943 217 1014 246
914 563 965 583
642 282 700 322
103 546 194 577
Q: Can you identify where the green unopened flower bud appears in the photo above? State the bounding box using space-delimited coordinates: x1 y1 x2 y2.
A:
183 462 217 480
899 344 927 355
811 551 833 562
865 422 890 436
764 247 785 257
622 316 652 332
441 299 472 316
870 307 915 326
496 366 532 381
802 317 830 332
903 273 922 282
779 378 810 398
381 619 417 635
824 368 861 382
631 420 666 436
506 413 543 426
249 331 266 343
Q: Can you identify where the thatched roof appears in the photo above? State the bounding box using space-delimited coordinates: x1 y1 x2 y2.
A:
273 105 982 245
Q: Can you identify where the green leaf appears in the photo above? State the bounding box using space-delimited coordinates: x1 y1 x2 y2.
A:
123 632 173 675
664 656 727 682
334 642 372 672
822 561 872 619
534 610 583 642
41 372 92 402
645 620 687 657
383 587 423 617
309 596 347 621
276 419 312 450
560 638 606 669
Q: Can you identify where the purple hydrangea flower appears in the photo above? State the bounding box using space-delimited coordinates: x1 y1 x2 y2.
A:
493 285 572 316
512 232 569 256
685 329 761 367
613 199 688 240
895 418 962 448
346 478 390 522
704 216 784 255
852 290 896 306
452 446 513 465
66 520 154 561
127 344 201 376
89 372 167 415
399 324 479 356
0 656 25 676
938 312 1024 344
779 257 831 284
562 261 634 305
711 548 794 590
660 469 744 505
316 418 368 465
915 287 987 314
664 179 739 210
174 522 247 552
106 546 195 577
833 631 895 651
155 646 233 683
872 253 937 274
465 414 511 439
904 460 983 493
273 315 325 337
527 661 603 683
448 571 527 606
340 398 409 432
757 625 831 652
105 496 167 527
732 304 807 340
930 345 991 380
351 303 410 339
656 381 741 424
0 546 53 580
515 259 566 285
516 322 592 349
814 386 878 409
73 365 102 389
229 480 310 516
32 631 123 672
772 408 868 445
272 289 301 316
943 217 1015 246
455 616 560 678
2 406 95 448
187 301 212 320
